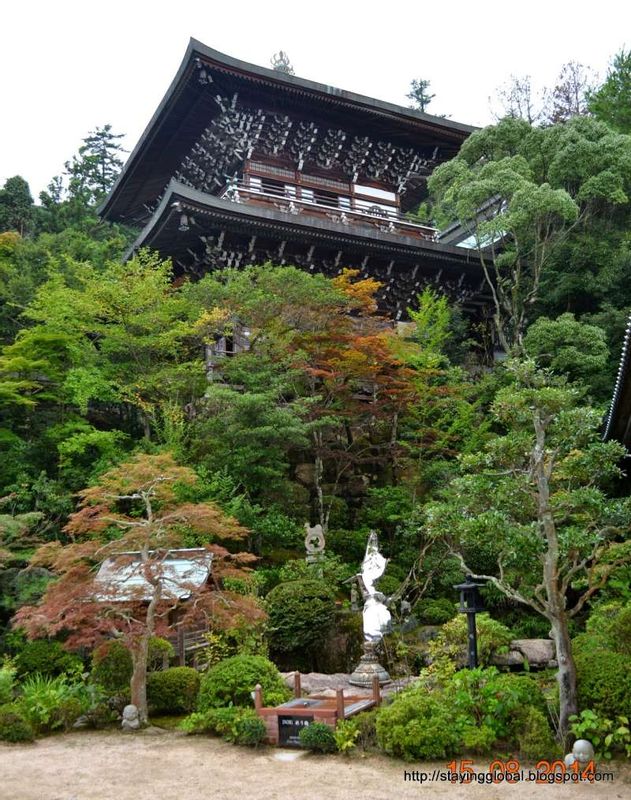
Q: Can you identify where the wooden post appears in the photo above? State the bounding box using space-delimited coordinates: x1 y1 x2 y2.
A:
177 627 185 666
294 672 302 699
336 688 345 720
372 675 381 706
254 683 263 711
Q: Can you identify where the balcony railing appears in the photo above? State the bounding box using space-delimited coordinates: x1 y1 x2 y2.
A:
218 181 438 242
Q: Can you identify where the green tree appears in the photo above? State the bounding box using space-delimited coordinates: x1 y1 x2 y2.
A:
407 78 435 112
65 125 126 207
523 313 609 395
588 49 631 133
0 177 34 236
422 361 631 737
429 116 631 353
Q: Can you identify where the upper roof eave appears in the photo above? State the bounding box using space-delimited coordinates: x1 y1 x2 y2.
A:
187 39 476 136
100 38 476 221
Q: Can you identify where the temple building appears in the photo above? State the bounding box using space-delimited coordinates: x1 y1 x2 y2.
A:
100 39 488 321
604 314 631 449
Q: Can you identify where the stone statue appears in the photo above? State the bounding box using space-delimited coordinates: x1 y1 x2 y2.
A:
121 704 140 731
349 531 391 687
304 523 325 565
362 593 392 642
358 531 391 642
564 739 595 767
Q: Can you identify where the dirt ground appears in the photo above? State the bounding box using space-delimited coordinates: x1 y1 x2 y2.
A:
1 730 630 800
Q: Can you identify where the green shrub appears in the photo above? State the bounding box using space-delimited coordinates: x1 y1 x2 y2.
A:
0 662 16 705
353 708 378 751
414 598 457 625
569 709 631 760
514 706 558 761
586 601 631 656
233 712 267 747
428 613 512 667
18 674 89 733
376 668 553 761
180 710 214 735
205 706 242 736
180 706 266 746
52 697 84 731
576 649 631 718
148 637 175 671
90 640 132 694
147 667 200 714
15 639 82 678
299 721 337 753
0 703 34 742
265 580 336 655
447 668 549 752
376 686 460 760
334 718 360 754
198 655 290 711
196 623 268 671
85 701 117 729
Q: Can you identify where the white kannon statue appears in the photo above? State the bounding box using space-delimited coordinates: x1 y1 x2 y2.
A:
359 531 391 642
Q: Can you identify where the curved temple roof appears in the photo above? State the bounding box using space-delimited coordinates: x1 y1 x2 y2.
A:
100 39 475 224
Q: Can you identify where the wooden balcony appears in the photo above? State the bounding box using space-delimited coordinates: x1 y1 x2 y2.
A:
219 181 438 243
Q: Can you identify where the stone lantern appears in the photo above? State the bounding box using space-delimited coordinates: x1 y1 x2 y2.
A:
453 575 485 669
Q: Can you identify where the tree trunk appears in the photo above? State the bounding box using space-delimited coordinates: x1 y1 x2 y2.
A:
549 611 578 742
130 635 150 724
533 410 578 741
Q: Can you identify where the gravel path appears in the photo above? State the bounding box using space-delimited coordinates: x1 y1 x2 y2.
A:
0 730 629 800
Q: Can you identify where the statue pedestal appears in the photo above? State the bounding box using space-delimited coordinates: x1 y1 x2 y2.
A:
349 641 390 687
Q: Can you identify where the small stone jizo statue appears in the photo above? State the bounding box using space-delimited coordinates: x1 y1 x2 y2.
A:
121 704 140 731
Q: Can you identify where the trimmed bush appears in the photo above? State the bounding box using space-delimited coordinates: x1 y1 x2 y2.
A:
299 721 337 753
576 649 631 718
15 640 82 678
0 703 34 742
376 686 461 760
198 655 290 711
147 667 200 714
90 640 132 694
233 712 266 747
265 580 336 656
414 598 457 625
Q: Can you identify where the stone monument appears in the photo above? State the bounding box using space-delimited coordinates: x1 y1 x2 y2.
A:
304 523 326 567
349 531 391 687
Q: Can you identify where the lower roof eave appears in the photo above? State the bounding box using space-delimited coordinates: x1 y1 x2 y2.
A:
126 181 484 270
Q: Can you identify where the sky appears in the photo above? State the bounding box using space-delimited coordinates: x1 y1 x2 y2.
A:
1 0 629 198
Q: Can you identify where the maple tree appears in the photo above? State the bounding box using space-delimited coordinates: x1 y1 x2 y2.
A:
294 270 418 531
14 452 263 723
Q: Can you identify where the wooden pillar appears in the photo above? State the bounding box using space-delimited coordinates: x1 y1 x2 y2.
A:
336 688 345 720
294 672 302 699
372 675 381 706
177 627 185 666
254 683 263 711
